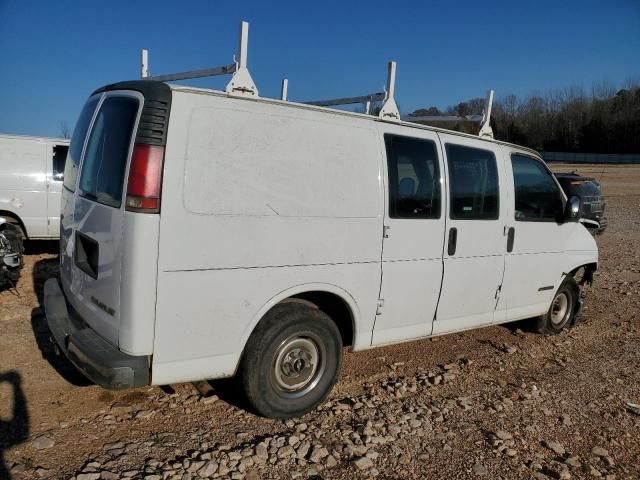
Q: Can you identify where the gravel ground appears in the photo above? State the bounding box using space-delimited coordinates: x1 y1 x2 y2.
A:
1 164 639 480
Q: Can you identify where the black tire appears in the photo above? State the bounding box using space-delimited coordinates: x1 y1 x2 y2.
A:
238 303 343 419
534 276 579 334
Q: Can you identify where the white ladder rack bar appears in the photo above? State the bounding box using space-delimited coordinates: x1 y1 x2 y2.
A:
402 89 495 139
140 21 258 97
378 61 400 120
303 92 385 107
301 61 399 120
402 114 483 122
140 49 149 79
147 63 237 83
478 89 494 138
225 21 258 96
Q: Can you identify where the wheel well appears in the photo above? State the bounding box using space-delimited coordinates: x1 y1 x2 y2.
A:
0 211 27 238
280 291 355 347
569 262 597 286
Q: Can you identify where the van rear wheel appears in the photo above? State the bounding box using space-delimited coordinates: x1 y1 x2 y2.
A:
534 276 579 334
238 303 342 419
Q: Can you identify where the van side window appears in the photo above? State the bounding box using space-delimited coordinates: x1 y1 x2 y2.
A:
78 96 139 208
64 97 99 192
445 144 499 220
384 134 441 219
52 145 68 181
511 154 563 222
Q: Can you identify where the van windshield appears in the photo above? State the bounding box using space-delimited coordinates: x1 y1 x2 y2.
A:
78 96 139 208
63 96 99 191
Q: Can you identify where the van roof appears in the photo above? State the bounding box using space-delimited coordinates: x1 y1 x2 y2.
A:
94 79 541 159
0 132 70 144
167 84 542 159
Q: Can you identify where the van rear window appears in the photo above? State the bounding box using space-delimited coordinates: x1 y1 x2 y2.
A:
63 97 99 191
78 96 139 208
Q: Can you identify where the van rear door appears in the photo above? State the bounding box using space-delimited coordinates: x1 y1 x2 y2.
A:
60 92 142 346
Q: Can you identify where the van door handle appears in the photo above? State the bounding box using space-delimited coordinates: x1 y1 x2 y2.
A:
507 227 515 252
447 227 457 256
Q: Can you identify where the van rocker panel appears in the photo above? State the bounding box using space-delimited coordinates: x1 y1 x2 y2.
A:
44 277 150 389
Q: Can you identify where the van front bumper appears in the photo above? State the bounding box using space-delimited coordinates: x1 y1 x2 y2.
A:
43 278 150 389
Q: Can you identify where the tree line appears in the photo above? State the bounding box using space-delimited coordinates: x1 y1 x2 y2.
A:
410 79 640 154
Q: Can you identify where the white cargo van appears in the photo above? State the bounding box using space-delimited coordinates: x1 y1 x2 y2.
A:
44 39 597 417
0 133 70 239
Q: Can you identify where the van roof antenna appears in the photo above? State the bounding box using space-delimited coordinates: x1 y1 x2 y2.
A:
139 21 258 98
478 89 494 138
281 78 289 101
301 61 400 120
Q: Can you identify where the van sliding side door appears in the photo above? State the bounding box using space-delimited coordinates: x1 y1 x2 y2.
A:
372 125 446 346
432 134 507 334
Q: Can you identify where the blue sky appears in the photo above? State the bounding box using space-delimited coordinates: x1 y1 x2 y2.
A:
1 0 638 137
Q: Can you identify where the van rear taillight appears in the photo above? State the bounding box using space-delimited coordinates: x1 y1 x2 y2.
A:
126 144 164 213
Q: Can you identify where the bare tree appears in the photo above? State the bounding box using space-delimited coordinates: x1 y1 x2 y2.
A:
59 121 71 139
408 78 640 154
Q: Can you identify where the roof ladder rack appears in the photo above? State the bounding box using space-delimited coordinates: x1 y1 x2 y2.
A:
300 61 401 120
140 21 258 97
378 62 400 120
478 89 494 138
401 89 495 138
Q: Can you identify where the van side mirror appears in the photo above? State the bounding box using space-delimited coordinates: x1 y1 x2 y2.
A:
563 195 581 222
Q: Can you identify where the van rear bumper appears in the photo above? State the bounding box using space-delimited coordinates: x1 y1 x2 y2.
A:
44 278 150 389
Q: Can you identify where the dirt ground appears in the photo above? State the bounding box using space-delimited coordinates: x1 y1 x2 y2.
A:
1 164 638 480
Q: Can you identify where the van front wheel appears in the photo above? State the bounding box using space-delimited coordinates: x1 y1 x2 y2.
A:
534 276 579 334
238 303 342 419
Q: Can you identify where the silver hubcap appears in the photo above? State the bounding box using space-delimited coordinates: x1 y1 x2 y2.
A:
272 335 324 397
550 292 570 325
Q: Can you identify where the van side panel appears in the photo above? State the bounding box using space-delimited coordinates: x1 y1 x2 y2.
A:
0 136 47 237
152 91 383 384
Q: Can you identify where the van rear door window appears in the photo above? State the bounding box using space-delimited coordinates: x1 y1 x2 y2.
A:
384 134 441 219
78 96 139 208
63 97 99 191
445 144 499 220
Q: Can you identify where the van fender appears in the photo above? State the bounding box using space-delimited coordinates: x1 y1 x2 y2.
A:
236 282 362 365
562 223 598 277
563 258 598 277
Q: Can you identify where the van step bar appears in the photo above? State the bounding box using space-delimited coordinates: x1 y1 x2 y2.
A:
138 21 494 137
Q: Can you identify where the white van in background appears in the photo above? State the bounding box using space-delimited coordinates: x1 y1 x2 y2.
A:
43 78 598 419
0 133 69 240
